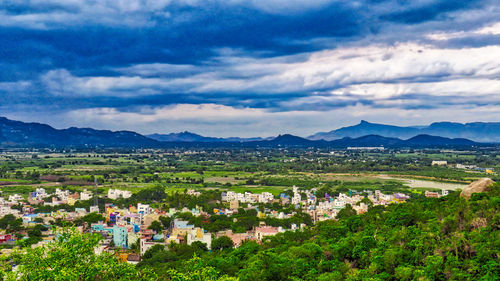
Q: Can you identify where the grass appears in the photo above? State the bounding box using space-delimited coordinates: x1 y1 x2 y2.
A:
222 185 290 195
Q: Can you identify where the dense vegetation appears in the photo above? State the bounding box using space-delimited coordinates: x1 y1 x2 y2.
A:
134 183 500 280
3 184 496 280
0 149 498 280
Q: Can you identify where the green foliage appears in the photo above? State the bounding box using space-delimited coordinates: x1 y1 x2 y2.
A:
137 183 500 281
148 220 164 233
167 256 238 281
0 215 22 231
4 228 156 280
211 236 234 251
134 185 167 202
75 212 105 226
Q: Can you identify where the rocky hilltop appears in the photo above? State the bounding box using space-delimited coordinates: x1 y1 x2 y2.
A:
460 178 495 199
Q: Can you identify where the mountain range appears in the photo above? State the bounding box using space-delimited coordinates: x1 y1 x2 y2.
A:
147 132 267 143
308 120 500 142
0 116 497 148
0 117 158 148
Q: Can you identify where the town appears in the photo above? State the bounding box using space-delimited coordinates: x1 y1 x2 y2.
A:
0 179 451 265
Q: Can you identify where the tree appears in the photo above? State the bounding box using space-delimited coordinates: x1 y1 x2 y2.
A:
4 228 156 280
211 236 234 251
167 256 237 281
79 212 105 226
134 185 166 202
159 216 173 229
336 204 356 220
148 220 163 233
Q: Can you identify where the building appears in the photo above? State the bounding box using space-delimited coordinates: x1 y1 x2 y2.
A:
137 203 151 216
107 189 132 200
113 225 128 248
127 253 141 265
186 228 212 249
229 201 239 210
425 191 440 198
80 189 93 201
431 161 448 166
255 226 281 241
0 234 12 244
140 239 165 256
216 230 251 247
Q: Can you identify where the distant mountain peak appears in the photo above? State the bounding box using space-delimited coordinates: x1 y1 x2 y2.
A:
0 116 158 148
308 120 500 142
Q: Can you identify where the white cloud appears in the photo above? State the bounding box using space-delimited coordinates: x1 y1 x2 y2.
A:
35 42 500 120
426 21 500 40
49 102 500 137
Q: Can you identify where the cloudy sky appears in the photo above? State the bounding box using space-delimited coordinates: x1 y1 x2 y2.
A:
1 0 499 137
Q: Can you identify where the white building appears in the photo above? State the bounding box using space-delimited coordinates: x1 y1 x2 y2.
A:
8 194 23 203
137 203 151 216
186 228 212 249
108 189 132 200
80 189 93 201
258 192 274 203
0 206 20 216
140 239 165 256
187 189 201 197
55 188 70 201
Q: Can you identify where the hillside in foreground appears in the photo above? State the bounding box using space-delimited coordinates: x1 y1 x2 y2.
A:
4 183 498 281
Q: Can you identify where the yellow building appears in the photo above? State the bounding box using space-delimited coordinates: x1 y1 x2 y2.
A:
229 201 239 210
143 214 160 228
67 197 76 206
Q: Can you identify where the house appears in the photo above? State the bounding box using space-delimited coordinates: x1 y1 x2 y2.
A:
431 161 448 166
80 189 93 201
186 227 212 249
108 189 132 200
128 232 139 247
113 225 128 248
22 214 38 224
143 214 160 228
140 228 154 240
127 253 141 264
8 194 23 203
0 234 12 244
258 192 274 203
187 189 201 197
140 239 165 256
425 191 440 198
216 230 251 247
137 203 151 216
229 200 239 210
255 226 281 241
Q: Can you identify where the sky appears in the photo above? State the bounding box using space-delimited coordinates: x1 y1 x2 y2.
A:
1 0 499 137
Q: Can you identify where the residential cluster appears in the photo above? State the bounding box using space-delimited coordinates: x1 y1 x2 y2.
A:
0 185 432 263
222 186 412 222
432 161 495 174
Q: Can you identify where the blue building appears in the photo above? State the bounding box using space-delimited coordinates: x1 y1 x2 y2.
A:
113 225 128 248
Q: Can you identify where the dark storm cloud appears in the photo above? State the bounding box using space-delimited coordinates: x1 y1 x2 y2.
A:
380 0 485 24
0 0 499 135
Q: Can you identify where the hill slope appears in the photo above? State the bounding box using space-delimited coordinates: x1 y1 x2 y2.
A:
147 132 265 143
309 120 500 142
0 117 159 148
0 117 486 148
